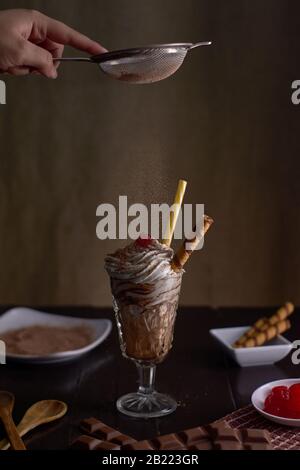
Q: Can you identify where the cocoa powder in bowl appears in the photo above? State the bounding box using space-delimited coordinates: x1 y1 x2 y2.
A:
0 325 93 356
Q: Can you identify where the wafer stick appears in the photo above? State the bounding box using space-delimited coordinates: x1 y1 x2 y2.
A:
162 179 187 247
264 302 294 326
233 302 294 347
233 318 268 347
171 215 214 271
236 319 291 348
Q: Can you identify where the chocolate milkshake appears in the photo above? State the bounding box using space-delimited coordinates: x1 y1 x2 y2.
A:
104 177 213 419
105 237 183 364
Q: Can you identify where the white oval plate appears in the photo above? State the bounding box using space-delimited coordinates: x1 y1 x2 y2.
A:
252 378 300 427
0 307 112 364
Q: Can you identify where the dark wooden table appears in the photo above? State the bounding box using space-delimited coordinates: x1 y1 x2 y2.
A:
0 306 298 450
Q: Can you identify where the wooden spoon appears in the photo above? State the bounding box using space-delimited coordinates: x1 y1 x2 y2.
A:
0 391 26 450
0 400 67 450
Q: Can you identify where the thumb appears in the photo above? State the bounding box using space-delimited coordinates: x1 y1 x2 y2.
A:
20 41 57 78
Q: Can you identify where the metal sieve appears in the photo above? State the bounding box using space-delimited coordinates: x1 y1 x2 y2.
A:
54 41 212 84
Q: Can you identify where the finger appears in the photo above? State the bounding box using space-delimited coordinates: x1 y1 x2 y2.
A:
20 40 57 78
53 44 64 68
37 38 64 68
37 38 64 57
36 12 106 55
7 66 30 76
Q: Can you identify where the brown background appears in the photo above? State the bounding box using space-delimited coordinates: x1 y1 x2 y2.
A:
0 0 299 308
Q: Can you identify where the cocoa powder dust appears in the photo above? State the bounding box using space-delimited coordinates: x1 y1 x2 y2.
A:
0 325 93 356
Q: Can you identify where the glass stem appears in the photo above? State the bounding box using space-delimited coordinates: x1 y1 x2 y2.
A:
136 363 156 395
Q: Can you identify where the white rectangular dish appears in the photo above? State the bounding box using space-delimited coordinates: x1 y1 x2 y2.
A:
210 326 292 367
0 307 112 364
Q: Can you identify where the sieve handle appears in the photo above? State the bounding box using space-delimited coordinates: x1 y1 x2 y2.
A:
189 41 212 50
53 57 93 62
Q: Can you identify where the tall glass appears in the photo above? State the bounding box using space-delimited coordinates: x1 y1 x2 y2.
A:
111 274 182 418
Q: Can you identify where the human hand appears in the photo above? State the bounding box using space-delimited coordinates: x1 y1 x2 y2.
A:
0 9 106 78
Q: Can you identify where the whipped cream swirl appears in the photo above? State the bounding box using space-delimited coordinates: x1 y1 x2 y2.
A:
105 239 183 308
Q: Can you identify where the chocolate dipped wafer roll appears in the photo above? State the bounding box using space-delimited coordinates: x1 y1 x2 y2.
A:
233 302 294 347
171 215 214 272
241 319 291 348
233 317 269 347
261 302 294 329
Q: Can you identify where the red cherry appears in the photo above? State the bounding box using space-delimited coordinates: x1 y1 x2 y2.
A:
289 383 300 400
287 384 300 415
264 393 279 415
264 404 275 414
284 409 300 419
264 393 273 410
135 235 153 248
286 400 300 416
272 386 289 400
267 405 281 416
264 389 290 417
265 384 300 418
272 386 289 413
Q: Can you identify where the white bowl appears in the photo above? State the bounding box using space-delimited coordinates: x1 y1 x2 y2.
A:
0 307 112 364
252 379 300 427
210 326 292 367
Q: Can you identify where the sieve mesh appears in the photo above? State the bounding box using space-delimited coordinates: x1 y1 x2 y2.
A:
99 48 188 84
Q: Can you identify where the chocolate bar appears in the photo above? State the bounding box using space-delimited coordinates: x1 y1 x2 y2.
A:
205 421 240 440
189 439 214 450
178 426 210 445
81 418 121 441
123 441 156 451
123 435 186 451
71 435 103 451
214 440 243 450
94 441 121 451
72 416 274 451
80 417 136 446
244 442 272 450
239 428 271 442
152 434 186 450
77 418 211 451
80 418 104 434
206 422 272 450
239 429 272 450
71 435 120 451
118 434 187 451
205 422 243 450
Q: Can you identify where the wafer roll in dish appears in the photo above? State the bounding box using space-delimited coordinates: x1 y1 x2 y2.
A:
233 317 268 347
171 215 214 272
236 319 291 348
264 302 294 327
233 302 294 347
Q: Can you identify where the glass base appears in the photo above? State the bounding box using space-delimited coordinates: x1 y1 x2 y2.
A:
117 391 177 419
